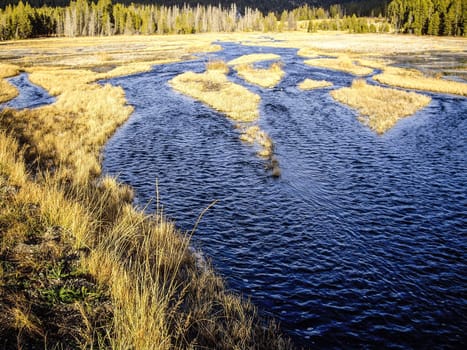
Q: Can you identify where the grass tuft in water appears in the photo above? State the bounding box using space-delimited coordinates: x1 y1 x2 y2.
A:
331 79 431 134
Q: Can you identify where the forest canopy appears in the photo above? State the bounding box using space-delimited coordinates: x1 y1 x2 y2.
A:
387 0 466 36
0 0 465 40
0 0 394 40
0 1 388 16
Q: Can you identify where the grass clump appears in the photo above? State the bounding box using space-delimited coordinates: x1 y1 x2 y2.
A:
0 80 18 103
170 63 260 122
206 59 230 73
298 78 333 90
331 79 431 134
305 55 374 76
0 63 20 103
239 125 280 177
235 62 285 88
227 54 285 88
228 53 281 66
374 66 467 96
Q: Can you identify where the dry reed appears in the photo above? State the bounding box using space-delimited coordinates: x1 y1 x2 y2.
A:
239 125 280 176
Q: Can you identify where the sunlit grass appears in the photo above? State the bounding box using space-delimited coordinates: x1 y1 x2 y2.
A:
4 30 462 348
227 53 285 88
237 32 466 95
0 63 20 103
305 55 374 76
0 63 19 77
374 66 467 96
235 61 285 88
240 32 466 55
297 47 320 58
170 67 260 122
0 35 221 69
331 79 431 134
0 80 18 103
228 53 281 66
206 59 230 73
298 78 333 90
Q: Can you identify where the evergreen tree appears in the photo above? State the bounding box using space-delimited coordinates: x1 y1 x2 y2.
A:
428 11 440 34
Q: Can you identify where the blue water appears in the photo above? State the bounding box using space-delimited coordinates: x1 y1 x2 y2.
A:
1 73 55 110
8 43 466 348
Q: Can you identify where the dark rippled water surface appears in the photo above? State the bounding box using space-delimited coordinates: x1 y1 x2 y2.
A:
102 43 467 348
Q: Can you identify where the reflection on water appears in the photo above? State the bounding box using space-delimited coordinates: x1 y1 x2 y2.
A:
103 43 467 349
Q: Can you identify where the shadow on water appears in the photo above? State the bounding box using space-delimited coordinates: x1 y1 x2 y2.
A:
10 42 463 349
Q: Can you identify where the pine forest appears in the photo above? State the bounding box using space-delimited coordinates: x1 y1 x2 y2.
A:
0 0 465 41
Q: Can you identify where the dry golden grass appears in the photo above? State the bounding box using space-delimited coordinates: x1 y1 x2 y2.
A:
297 47 320 58
331 80 431 134
238 32 466 55
298 78 333 90
0 63 19 78
0 77 132 184
206 59 230 73
239 125 273 157
0 133 25 183
305 55 374 76
10 306 44 338
235 61 285 88
228 53 281 66
170 68 260 122
0 35 220 69
0 63 20 103
374 66 467 96
0 80 18 103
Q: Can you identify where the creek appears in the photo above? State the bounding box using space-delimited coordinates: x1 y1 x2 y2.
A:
5 43 466 348
103 43 467 349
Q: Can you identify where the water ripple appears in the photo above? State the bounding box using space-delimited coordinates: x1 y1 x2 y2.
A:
1 73 55 110
103 43 467 348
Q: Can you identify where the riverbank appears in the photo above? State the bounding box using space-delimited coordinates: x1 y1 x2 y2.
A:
0 35 293 349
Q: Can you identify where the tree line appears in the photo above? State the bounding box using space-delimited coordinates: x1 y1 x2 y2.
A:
0 0 464 40
387 0 466 35
0 0 392 40
0 1 388 17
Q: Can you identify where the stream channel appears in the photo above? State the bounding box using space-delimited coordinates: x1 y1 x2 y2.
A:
5 42 467 349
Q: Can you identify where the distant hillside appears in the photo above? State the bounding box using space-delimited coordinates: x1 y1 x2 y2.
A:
0 0 388 16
